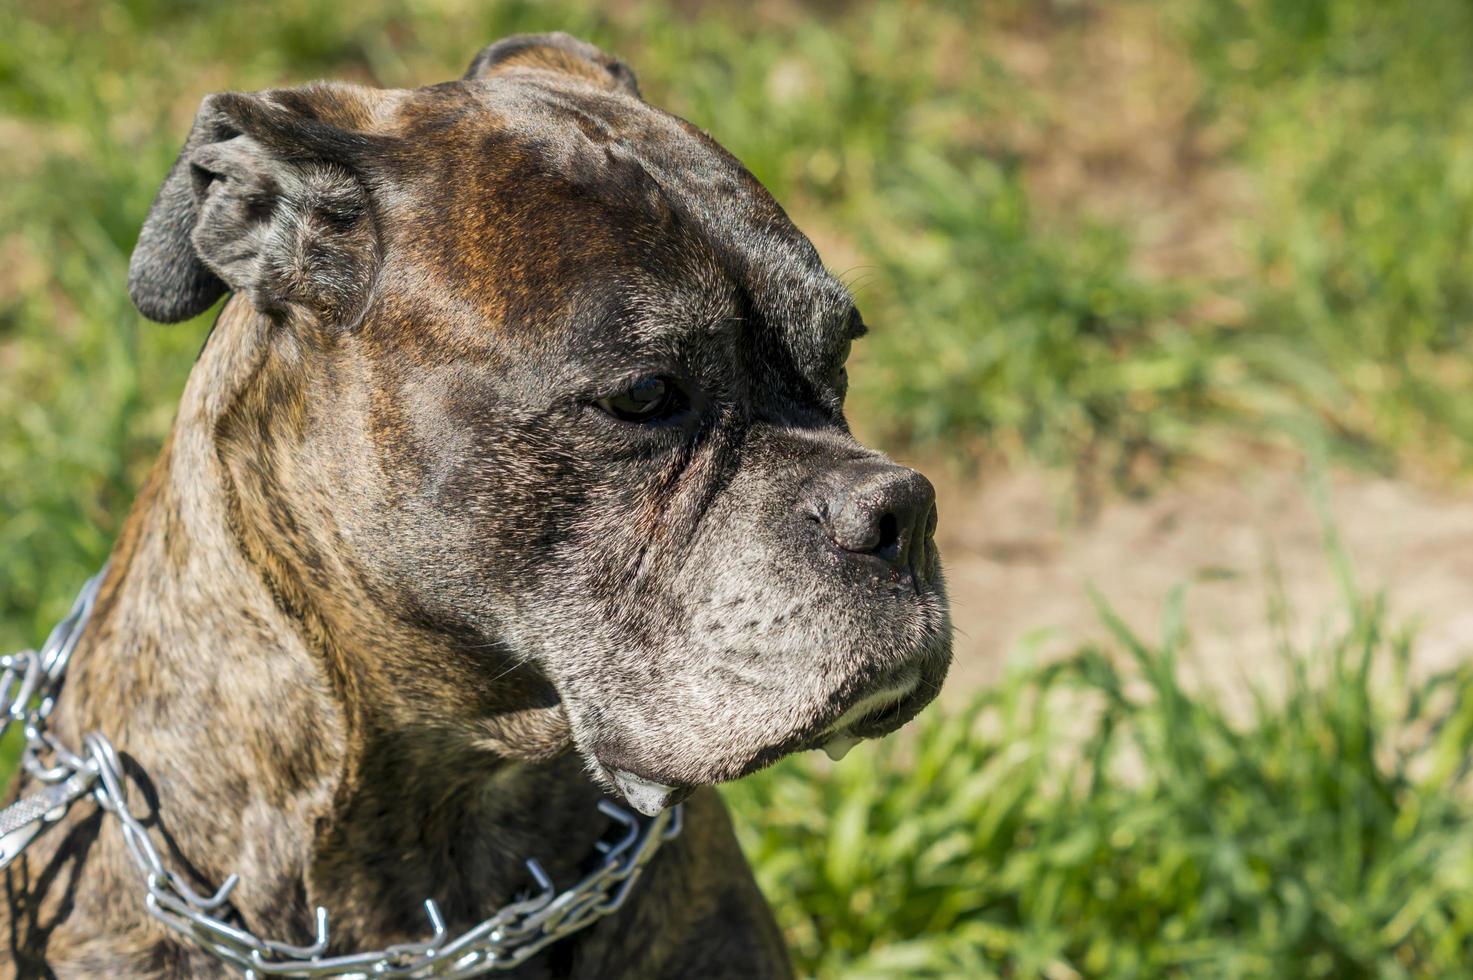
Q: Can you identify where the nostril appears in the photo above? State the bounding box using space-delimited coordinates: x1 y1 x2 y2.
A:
809 463 935 572
874 511 901 558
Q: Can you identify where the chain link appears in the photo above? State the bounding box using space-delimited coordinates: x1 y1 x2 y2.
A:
0 570 681 977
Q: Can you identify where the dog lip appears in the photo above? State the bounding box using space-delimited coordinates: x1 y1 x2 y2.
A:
796 668 925 761
821 668 921 738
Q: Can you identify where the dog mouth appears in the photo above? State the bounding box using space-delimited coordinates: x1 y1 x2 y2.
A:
595 666 933 817
811 668 921 760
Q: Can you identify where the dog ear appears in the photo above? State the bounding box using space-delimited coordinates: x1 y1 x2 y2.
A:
463 33 640 99
128 83 390 327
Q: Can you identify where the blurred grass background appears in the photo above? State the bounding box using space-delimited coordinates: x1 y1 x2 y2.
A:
5 0 1473 975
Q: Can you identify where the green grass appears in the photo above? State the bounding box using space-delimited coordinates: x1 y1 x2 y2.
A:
727 585 1473 978
1174 0 1473 471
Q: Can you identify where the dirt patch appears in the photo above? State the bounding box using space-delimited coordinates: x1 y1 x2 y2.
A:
934 462 1473 700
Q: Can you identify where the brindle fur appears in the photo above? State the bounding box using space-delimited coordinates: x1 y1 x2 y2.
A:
1 34 950 977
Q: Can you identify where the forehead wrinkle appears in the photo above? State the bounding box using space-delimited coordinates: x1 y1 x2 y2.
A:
622 312 741 360
391 72 853 384
760 274 857 376
556 280 740 391
617 260 740 349
810 287 859 349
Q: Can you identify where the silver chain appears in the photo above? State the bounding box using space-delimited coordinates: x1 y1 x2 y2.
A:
0 569 681 977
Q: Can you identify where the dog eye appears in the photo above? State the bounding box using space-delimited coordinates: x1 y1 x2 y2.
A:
597 376 686 423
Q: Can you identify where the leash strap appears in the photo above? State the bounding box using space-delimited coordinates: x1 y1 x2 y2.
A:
0 767 98 866
0 570 682 977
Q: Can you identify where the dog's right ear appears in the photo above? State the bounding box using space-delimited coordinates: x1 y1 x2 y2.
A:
129 84 391 326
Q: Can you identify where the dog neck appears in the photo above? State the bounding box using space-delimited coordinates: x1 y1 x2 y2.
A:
54 297 601 949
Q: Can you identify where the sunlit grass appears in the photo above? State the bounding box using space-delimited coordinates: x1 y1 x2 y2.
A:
728 585 1473 978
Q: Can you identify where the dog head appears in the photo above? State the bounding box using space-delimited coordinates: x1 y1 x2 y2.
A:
129 33 951 814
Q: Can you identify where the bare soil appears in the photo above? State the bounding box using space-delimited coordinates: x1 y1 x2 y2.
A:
934 463 1473 701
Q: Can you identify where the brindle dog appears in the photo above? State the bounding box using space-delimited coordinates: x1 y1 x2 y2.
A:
1 33 951 977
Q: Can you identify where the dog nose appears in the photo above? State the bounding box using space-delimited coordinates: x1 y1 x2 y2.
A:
818 463 937 576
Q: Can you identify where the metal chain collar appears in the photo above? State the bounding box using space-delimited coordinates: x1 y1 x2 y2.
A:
0 569 682 977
